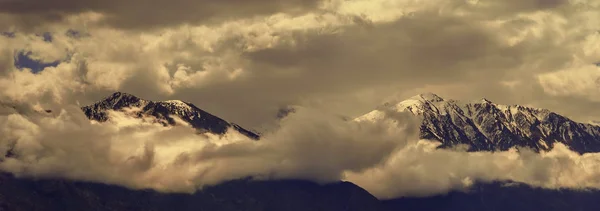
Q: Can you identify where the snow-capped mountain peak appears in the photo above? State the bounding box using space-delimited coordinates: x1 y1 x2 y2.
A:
357 93 600 154
384 93 445 115
160 100 197 117
82 92 259 139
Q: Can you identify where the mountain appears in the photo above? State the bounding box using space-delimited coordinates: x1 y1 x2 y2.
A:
2 172 600 211
0 173 385 211
4 92 600 210
356 93 600 154
383 182 600 211
81 92 259 140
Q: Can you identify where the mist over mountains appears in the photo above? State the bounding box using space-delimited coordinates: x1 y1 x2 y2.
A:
81 91 600 155
3 92 600 210
2 0 599 209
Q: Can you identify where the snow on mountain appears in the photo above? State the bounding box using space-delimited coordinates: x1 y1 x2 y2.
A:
81 92 259 139
356 93 600 154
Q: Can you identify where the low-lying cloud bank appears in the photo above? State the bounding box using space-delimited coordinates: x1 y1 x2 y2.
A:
345 140 600 199
2 103 600 200
0 104 413 193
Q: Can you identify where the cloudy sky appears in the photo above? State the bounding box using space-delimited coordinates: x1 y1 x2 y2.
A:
1 0 600 199
0 0 599 129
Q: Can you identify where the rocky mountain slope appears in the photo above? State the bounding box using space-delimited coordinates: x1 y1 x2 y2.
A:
356 93 600 153
81 92 259 139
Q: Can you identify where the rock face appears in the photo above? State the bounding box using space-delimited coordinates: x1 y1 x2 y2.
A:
81 92 259 140
356 93 600 153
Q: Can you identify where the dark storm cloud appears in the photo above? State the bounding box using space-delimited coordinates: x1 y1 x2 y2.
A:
245 14 510 84
178 8 573 127
0 0 596 129
478 0 569 15
0 0 322 30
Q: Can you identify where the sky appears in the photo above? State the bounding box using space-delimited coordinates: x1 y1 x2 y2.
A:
1 0 600 200
0 0 598 129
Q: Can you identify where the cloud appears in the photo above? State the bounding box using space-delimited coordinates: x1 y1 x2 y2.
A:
1 0 600 202
345 140 600 199
0 103 417 193
537 64 600 102
1 0 599 129
173 0 599 126
0 0 323 30
4 102 600 200
228 0 598 123
346 106 600 199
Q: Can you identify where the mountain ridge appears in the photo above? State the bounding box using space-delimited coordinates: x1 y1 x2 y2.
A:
4 92 600 210
356 93 600 154
1 172 600 211
83 91 600 153
81 92 260 140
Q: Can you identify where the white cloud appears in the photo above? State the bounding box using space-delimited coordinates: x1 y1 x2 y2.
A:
3 102 600 200
345 140 600 199
0 105 415 193
537 64 600 102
